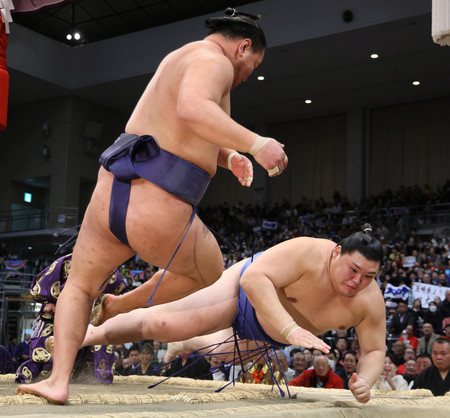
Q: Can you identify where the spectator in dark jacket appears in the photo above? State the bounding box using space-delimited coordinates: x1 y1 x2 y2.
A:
166 352 212 380
336 350 358 389
128 344 159 376
15 333 31 365
0 345 14 374
413 338 450 396
439 290 450 319
424 301 443 335
390 301 416 337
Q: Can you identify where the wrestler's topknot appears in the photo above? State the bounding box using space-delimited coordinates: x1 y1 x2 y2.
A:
362 223 372 234
205 8 266 52
339 223 383 265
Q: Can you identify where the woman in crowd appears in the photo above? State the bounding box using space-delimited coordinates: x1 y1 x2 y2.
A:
371 352 409 391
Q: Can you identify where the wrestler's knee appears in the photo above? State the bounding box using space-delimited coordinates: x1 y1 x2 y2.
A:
141 314 187 342
60 279 99 301
140 313 167 340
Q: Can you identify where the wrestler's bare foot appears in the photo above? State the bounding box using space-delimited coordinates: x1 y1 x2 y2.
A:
16 379 68 405
163 341 185 363
90 294 117 326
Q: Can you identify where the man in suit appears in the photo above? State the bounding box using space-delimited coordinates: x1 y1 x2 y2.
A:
390 301 416 338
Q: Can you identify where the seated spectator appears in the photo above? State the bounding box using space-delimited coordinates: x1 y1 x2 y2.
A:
415 353 433 375
16 333 31 366
439 289 450 319
0 345 14 374
417 323 440 355
330 347 343 372
152 340 167 365
207 356 227 381
411 298 425 324
349 331 362 361
128 343 159 376
8 337 18 368
270 349 295 382
325 348 338 371
371 352 409 391
310 349 325 368
132 274 142 288
412 338 450 396
443 323 450 341
336 350 358 389
288 347 302 364
303 348 313 369
396 346 416 375
292 351 307 378
398 325 419 352
289 355 344 389
437 272 449 287
390 340 406 366
424 302 443 334
239 358 266 384
401 359 417 389
125 277 134 291
113 350 125 376
166 351 212 380
114 343 128 360
123 344 141 376
335 338 348 369
390 301 416 338
422 273 433 285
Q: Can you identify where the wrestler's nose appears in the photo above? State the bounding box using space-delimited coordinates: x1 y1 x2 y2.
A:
352 274 362 284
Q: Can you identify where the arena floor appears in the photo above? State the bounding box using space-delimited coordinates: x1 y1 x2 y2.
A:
1 374 450 417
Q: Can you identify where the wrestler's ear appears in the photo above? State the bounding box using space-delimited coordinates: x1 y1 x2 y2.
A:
238 38 252 56
333 245 342 258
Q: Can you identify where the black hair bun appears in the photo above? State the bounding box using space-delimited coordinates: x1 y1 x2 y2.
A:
205 8 262 29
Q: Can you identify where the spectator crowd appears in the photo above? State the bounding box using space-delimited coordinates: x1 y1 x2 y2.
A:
1 182 449 395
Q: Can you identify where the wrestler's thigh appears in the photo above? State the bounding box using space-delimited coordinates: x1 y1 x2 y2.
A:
67 173 135 294
127 184 223 283
141 271 240 340
168 214 223 284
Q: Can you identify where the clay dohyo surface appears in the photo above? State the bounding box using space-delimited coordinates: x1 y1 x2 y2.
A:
1 374 449 417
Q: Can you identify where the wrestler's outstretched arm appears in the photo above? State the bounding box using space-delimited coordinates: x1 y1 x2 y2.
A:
349 289 386 403
177 55 287 175
240 239 330 353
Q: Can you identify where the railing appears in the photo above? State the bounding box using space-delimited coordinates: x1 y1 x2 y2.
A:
0 207 79 234
0 271 36 346
0 271 34 294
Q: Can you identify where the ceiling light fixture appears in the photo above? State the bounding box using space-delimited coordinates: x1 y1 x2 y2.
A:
370 53 379 59
65 3 82 44
412 80 420 86
305 99 312 104
257 76 265 81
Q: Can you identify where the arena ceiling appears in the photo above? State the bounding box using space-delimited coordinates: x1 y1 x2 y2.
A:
6 0 450 125
11 0 257 44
